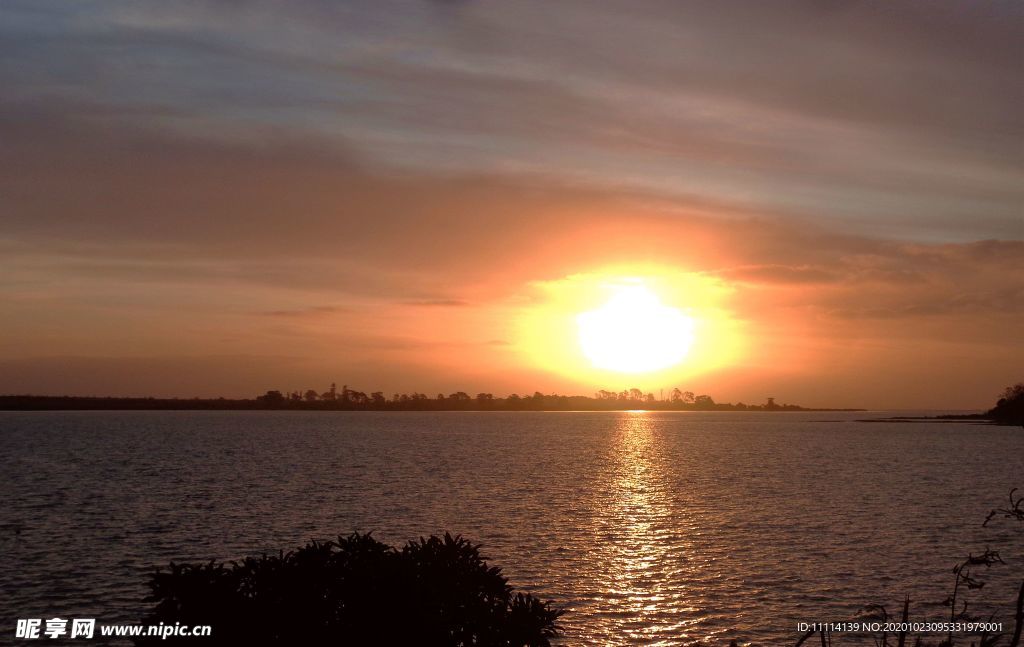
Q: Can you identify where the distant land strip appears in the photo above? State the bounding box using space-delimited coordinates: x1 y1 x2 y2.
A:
0 392 864 412
856 413 991 424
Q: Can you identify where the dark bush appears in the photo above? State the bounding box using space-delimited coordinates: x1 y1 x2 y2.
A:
136 532 562 646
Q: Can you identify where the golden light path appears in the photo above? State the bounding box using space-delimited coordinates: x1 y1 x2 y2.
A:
579 412 712 644
516 266 746 387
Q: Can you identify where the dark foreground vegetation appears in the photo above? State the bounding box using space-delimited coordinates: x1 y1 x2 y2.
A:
136 532 561 646
798 488 1024 647
0 384 852 412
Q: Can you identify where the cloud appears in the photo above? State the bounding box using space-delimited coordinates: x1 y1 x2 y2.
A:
1 109 1019 330
402 299 471 307
259 306 347 318
717 264 841 285
2 0 1021 240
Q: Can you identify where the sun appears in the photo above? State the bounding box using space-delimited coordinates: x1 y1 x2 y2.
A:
513 267 745 384
576 282 695 373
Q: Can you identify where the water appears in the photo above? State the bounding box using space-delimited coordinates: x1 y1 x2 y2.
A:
1 410 1022 645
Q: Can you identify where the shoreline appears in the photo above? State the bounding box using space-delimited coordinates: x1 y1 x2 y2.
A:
0 395 865 413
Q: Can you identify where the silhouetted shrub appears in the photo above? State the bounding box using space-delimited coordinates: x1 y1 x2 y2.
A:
136 532 562 646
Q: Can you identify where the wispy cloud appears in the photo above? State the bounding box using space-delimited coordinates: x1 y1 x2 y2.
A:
258 306 347 318
2 0 1021 240
402 299 470 307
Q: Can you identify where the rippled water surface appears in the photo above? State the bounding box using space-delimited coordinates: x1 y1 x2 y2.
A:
2 411 1023 645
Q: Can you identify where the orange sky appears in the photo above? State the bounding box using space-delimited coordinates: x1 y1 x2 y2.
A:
1 1 1021 408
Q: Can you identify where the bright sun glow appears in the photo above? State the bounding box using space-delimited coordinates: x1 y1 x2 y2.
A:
577 283 694 373
514 266 746 385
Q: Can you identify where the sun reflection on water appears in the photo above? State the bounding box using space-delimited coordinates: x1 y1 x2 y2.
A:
580 412 715 645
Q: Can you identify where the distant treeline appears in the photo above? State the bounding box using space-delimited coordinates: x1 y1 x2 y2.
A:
880 382 1024 427
0 384 860 412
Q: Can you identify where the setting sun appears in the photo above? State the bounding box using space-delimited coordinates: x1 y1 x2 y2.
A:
515 267 748 387
577 282 694 373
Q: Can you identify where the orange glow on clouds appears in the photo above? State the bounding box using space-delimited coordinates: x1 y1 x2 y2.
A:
515 266 748 388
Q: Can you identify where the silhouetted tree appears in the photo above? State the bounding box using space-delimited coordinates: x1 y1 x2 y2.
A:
989 383 1024 427
136 532 561 646
694 394 715 409
233 384 825 413
257 390 285 406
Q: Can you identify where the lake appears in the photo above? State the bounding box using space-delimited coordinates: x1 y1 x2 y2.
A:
1 410 1022 645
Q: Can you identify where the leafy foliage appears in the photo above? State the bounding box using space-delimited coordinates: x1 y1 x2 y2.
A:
136 532 562 646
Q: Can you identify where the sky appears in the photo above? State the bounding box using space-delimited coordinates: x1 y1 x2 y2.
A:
1 0 1021 408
